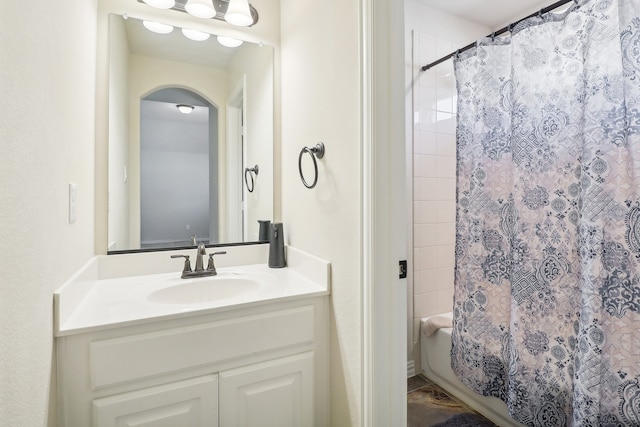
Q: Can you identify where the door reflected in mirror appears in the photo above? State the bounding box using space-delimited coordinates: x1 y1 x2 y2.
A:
107 14 274 252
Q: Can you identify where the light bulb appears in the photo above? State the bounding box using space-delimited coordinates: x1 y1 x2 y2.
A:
142 0 175 9
224 0 253 26
142 20 174 34
217 36 243 48
182 28 211 41
184 0 216 19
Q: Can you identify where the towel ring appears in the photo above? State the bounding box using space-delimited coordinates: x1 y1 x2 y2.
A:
298 143 325 189
244 165 259 193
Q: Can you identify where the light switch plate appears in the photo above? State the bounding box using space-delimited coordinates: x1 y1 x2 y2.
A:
69 183 77 224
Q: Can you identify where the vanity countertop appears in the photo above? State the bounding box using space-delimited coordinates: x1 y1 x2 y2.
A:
54 245 330 336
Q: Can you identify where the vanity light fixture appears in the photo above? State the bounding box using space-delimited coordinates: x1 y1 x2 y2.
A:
224 0 252 26
181 28 210 41
184 0 217 19
142 20 174 34
217 35 243 48
176 104 195 114
137 0 259 27
142 0 175 8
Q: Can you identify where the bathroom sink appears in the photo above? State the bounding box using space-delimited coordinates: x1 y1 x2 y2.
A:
147 276 261 304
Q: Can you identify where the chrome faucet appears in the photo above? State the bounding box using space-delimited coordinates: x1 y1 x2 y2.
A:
171 243 227 279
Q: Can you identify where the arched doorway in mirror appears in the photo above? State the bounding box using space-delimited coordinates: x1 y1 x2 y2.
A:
139 87 218 249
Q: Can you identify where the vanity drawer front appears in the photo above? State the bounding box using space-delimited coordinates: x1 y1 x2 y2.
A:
92 375 218 427
90 305 314 389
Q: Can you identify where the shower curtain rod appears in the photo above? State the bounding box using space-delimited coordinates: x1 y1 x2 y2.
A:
421 0 576 71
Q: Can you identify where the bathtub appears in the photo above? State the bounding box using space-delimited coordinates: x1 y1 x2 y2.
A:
420 312 524 427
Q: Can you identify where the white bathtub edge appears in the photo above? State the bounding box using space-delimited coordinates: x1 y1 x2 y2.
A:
420 314 525 427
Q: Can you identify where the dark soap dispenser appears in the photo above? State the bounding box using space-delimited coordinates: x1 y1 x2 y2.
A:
258 220 271 241
268 222 286 268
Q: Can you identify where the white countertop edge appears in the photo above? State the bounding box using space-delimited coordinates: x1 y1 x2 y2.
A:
55 287 330 337
54 245 330 337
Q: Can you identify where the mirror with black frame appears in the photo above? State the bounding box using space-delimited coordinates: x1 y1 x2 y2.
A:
107 14 273 253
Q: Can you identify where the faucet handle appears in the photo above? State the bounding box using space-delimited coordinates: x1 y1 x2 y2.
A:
171 254 192 277
206 251 227 274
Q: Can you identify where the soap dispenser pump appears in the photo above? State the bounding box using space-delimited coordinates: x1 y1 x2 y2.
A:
268 222 286 268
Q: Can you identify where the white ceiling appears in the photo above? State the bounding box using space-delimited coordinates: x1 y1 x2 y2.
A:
415 0 559 29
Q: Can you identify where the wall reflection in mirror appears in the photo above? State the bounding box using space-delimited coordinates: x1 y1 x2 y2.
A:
107 14 273 253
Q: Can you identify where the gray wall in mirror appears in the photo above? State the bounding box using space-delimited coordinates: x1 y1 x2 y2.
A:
140 90 215 248
107 14 274 253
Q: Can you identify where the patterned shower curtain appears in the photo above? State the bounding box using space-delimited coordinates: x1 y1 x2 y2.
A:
452 0 640 425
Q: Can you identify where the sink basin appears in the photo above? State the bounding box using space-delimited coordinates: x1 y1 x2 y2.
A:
148 276 261 304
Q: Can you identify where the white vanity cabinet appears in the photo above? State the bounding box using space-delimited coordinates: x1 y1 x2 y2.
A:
56 297 328 427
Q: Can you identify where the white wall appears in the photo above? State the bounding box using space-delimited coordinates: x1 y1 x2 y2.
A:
404 0 489 373
0 1 98 426
280 0 363 424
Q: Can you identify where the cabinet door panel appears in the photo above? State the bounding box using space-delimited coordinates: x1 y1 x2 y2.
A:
219 352 314 427
93 375 218 427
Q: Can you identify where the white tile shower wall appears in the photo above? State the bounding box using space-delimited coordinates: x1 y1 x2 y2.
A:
412 31 458 335
405 0 489 375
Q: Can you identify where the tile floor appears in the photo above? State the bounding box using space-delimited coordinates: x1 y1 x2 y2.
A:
407 375 497 427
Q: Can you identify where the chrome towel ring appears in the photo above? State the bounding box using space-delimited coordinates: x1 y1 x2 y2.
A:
298 143 325 189
244 165 259 193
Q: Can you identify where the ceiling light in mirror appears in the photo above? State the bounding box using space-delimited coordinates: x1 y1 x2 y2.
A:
181 28 211 41
142 0 175 9
143 20 174 34
224 0 253 26
184 0 217 19
176 104 195 114
217 36 243 48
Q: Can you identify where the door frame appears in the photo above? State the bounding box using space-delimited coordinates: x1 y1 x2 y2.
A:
361 0 407 425
227 75 247 242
